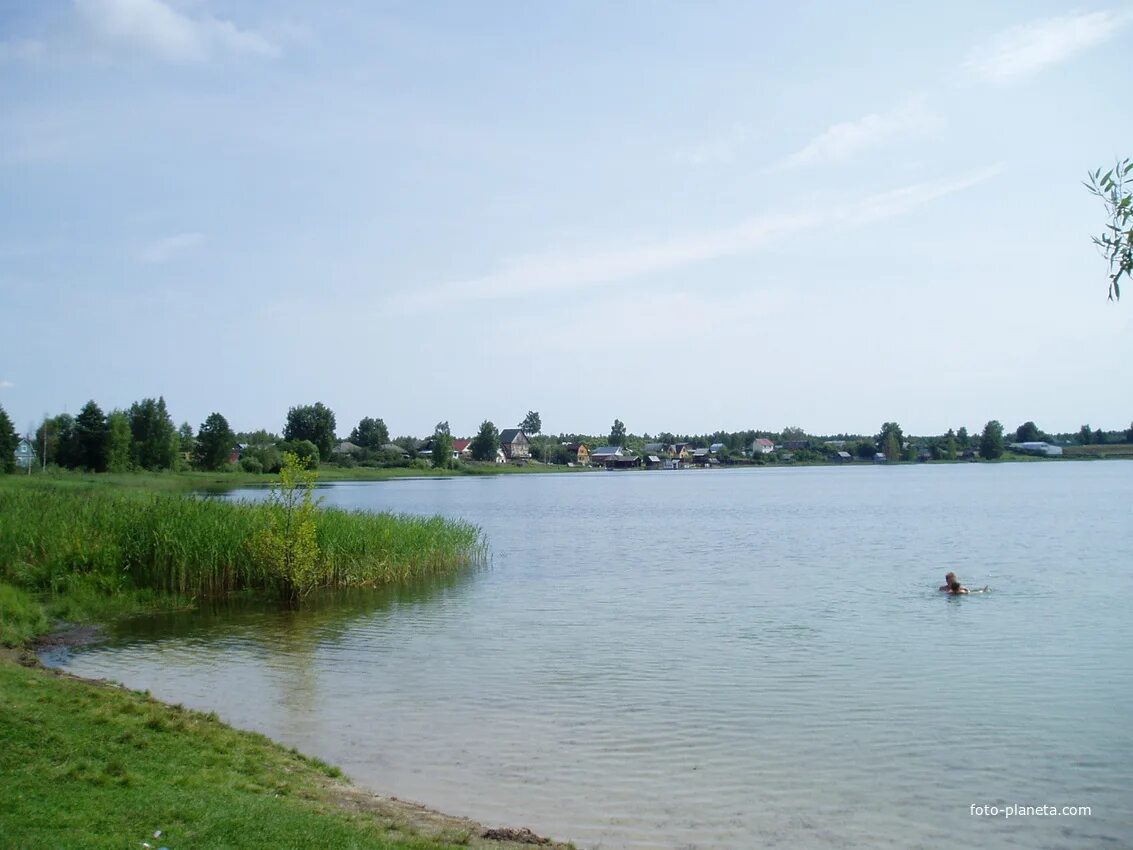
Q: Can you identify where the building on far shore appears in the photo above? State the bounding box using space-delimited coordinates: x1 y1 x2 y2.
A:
1008 441 1064 457
498 429 531 461
14 437 37 470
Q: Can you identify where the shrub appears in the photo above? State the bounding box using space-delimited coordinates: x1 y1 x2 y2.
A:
240 457 264 474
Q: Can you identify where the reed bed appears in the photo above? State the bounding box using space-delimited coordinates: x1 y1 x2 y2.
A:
0 483 484 602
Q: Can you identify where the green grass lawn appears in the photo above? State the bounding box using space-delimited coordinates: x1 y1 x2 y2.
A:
0 656 566 850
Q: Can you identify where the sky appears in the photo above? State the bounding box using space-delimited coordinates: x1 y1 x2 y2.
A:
1 1 1131 440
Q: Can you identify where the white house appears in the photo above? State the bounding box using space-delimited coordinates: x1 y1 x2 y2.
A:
752 438 774 454
1009 441 1064 457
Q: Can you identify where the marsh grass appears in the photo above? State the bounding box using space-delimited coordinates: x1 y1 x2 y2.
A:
0 481 484 628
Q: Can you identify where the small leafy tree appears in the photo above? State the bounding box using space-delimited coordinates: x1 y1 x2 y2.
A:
194 412 236 470
75 400 110 472
609 418 626 447
1078 424 1094 445
284 402 337 461
1085 158 1132 300
520 411 541 435
432 428 453 469
470 420 500 461
129 397 178 470
1015 421 1042 443
980 420 1004 460
254 452 322 600
106 410 133 472
349 416 389 449
279 439 320 469
0 405 17 474
956 426 970 450
876 422 904 462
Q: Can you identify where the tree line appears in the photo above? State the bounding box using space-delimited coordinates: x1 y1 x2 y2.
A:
3 396 1131 475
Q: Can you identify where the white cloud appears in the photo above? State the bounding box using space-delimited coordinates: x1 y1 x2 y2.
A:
138 232 204 263
965 10 1132 82
393 167 1001 312
0 380 15 390
778 99 943 170
76 0 278 62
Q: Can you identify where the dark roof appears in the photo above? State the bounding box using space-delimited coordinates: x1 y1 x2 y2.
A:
499 429 526 444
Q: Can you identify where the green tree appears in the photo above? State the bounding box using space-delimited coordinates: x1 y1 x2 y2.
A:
520 411 541 435
74 400 109 472
178 421 195 453
194 412 236 471
854 439 876 459
942 428 957 461
253 452 322 600
876 422 904 462
44 413 81 468
609 418 626 447
349 416 389 449
956 426 970 449
106 410 133 472
1126 421 1133 443
0 405 17 473
129 397 178 470
1085 158 1132 300
1014 421 1042 443
284 403 337 461
1078 424 1094 445
278 439 320 469
470 420 499 461
980 420 1005 460
432 428 453 469
780 425 807 443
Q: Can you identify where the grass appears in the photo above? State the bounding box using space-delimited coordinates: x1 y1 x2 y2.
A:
0 657 565 850
0 478 483 645
1062 443 1133 458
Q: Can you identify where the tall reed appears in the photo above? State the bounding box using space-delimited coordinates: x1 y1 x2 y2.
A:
0 483 483 601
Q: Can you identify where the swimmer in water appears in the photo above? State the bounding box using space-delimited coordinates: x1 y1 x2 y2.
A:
939 571 957 591
943 575 990 594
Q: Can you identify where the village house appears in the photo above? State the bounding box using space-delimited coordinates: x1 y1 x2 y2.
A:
498 429 531 461
565 443 590 465
452 438 472 460
589 445 623 465
752 438 775 454
14 438 36 470
709 443 726 454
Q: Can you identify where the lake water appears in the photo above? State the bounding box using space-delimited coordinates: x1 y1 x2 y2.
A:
49 463 1133 849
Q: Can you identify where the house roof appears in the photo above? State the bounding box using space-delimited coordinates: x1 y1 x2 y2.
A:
692 447 710 457
452 439 471 452
334 441 361 453
647 455 661 463
837 451 852 459
499 429 527 444
590 446 623 456
709 443 725 452
755 438 774 447
642 443 665 452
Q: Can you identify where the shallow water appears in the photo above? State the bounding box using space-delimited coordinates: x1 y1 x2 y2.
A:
51 462 1133 848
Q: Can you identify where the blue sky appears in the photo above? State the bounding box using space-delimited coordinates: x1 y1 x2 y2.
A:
2 1 1130 440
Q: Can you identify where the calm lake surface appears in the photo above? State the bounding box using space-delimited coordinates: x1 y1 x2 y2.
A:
51 463 1133 849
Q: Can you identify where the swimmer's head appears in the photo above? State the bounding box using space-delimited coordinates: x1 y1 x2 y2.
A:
945 571 956 584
